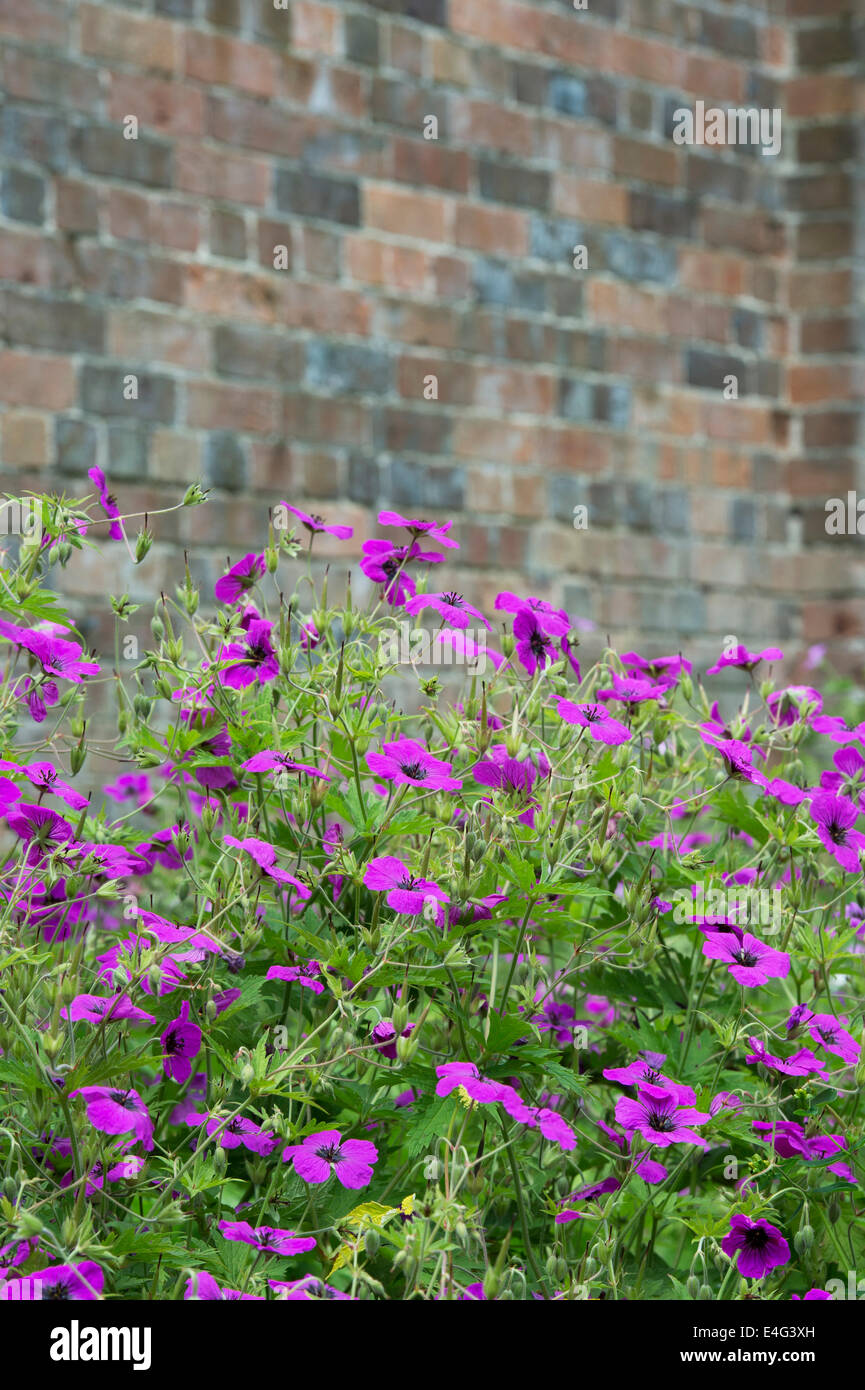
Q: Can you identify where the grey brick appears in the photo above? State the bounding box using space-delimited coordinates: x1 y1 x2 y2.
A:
622 481 655 530
0 168 45 224
529 216 584 263
348 454 381 506
2 107 69 172
345 13 380 65
107 423 148 479
75 127 172 188
305 341 392 395
274 169 360 225
730 498 757 541
209 208 246 259
548 73 587 117
629 191 696 239
656 488 690 535
80 366 177 422
3 292 105 353
205 431 247 490
56 417 99 476
548 473 590 526
603 232 677 284
389 460 464 511
479 157 550 210
558 377 594 423
364 0 445 24
214 324 293 381
594 382 631 428
686 349 747 391
155 0 196 14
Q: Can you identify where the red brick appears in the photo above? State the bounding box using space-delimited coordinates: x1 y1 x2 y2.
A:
175 142 270 205
81 3 179 73
185 32 278 98
365 185 450 242
108 75 204 138
186 381 281 433
346 236 429 293
0 350 75 409
454 202 528 255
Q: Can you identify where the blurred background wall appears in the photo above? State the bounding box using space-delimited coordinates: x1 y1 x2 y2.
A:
0 0 863 675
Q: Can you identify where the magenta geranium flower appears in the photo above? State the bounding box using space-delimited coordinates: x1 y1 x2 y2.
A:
6 803 75 864
161 1001 202 1083
377 510 458 549
721 1214 789 1279
745 1038 827 1077
621 650 692 683
767 684 822 727
240 750 330 780
63 993 156 1025
70 1086 154 1152
556 699 630 745
218 1220 316 1257
366 737 462 790
283 1129 378 1188
495 592 570 636
603 1056 695 1104
214 552 266 605
280 503 353 540
0 1260 104 1301
363 856 448 914
404 590 489 630
707 644 784 675
820 745 865 808
88 465 124 540
266 961 325 994
185 1111 277 1155
435 1061 505 1104
217 616 278 688
269 1275 353 1300
597 672 670 705
185 1272 264 1301
614 1085 710 1148
701 931 790 986
512 609 558 675
223 836 312 897
803 1011 861 1064
2 760 89 812
810 793 865 872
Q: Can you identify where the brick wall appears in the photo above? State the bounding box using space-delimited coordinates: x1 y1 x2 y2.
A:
0 0 863 671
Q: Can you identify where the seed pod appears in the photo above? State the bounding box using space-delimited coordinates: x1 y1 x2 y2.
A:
363 1229 381 1260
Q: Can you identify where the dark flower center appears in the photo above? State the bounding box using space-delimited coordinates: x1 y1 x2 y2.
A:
818 1027 837 1044
441 592 463 607
827 819 848 845
734 949 759 968
315 1143 341 1163
246 640 271 665
529 630 551 657
643 1067 661 1084
647 1109 675 1133
111 1090 136 1109
583 706 602 723
744 1227 770 1251
398 875 421 891
44 1281 71 1299
400 761 427 780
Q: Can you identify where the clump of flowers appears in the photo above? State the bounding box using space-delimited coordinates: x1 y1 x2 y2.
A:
0 485 861 1304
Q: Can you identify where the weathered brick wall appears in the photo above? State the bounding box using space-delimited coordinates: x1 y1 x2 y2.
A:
0 0 862 671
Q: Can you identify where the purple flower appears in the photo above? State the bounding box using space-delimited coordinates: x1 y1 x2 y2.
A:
0 1261 104 1301
614 1086 711 1148
495 592 570 636
283 1129 378 1188
512 609 558 675
767 684 822 727
555 1176 620 1222
377 510 458 549
161 1001 202 1083
185 1112 277 1154
597 672 670 705
810 793 865 872
404 590 489 630
214 552 266 605
70 1086 154 1152
435 1062 502 1104
269 1275 353 1301
621 650 692 683
792 1289 833 1301
266 961 325 994
217 616 278 688
240 750 330 781
701 931 790 987
218 1220 316 1257
366 737 462 790
88 465 124 541
223 836 312 897
556 699 631 745
6 803 75 864
185 1272 263 1301
603 1056 696 1104
363 856 448 915
280 503 353 540
63 994 156 1025
721 1214 789 1279
707 644 784 675
803 1011 860 1065
745 1038 826 1077
820 745 865 809
3 760 89 812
